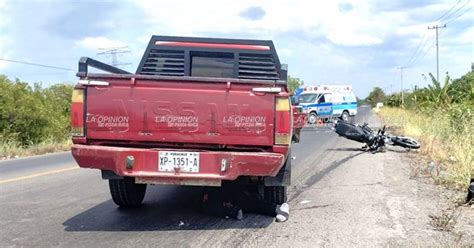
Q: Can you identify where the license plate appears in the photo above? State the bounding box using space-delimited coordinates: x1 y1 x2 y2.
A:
158 151 199 173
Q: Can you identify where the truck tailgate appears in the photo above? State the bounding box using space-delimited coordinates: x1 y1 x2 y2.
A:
84 78 276 146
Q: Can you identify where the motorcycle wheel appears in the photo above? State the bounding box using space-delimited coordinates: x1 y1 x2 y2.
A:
391 136 421 149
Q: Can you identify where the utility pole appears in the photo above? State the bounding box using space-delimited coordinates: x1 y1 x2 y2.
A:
398 66 406 106
97 46 131 68
428 24 446 83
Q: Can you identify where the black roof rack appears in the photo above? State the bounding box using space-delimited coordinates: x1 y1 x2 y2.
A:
136 35 287 82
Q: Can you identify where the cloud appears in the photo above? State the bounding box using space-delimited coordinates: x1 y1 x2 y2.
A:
239 6 266 20
371 0 439 12
0 0 471 97
0 0 10 71
326 30 383 46
131 0 418 47
338 2 353 12
0 44 12 71
457 26 474 44
43 1 123 39
76 37 127 50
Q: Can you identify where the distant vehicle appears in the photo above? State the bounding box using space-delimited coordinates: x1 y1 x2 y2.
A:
70 35 302 211
295 85 357 124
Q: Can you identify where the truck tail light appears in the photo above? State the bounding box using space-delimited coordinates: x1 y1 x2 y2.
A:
275 97 291 145
71 89 84 136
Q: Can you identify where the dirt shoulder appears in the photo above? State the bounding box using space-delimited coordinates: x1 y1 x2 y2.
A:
0 141 71 160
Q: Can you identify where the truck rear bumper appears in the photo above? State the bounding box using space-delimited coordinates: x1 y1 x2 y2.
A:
71 144 285 186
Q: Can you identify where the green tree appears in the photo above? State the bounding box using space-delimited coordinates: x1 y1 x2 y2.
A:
43 83 74 140
288 76 304 95
426 72 452 107
0 75 73 146
366 87 386 107
448 71 473 105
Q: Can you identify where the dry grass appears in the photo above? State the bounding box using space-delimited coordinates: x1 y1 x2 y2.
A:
378 107 473 189
428 211 459 232
0 138 71 159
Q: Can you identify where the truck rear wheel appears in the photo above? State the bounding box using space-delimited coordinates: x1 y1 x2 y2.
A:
264 186 287 205
109 177 147 208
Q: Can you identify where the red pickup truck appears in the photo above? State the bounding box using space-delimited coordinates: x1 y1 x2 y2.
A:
71 36 302 210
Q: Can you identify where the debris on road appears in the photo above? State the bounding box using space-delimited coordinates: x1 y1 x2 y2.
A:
199 185 290 221
199 191 244 221
275 203 290 223
428 210 459 232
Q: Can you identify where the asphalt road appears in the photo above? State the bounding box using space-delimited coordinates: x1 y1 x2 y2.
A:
0 152 74 182
2 107 467 247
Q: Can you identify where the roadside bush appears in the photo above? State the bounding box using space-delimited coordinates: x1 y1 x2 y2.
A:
380 71 473 188
386 72 473 110
0 75 73 148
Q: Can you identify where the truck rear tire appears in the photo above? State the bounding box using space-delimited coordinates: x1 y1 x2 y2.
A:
109 177 147 208
264 186 287 205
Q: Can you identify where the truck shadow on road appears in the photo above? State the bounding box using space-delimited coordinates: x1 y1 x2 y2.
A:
63 185 273 232
290 150 365 202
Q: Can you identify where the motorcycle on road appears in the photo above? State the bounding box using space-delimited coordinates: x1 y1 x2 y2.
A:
334 121 421 153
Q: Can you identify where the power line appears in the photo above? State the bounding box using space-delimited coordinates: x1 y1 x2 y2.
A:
444 6 472 24
405 32 426 66
408 37 437 67
436 0 461 22
406 32 431 67
0 58 75 71
409 28 445 67
406 29 440 67
5 71 73 76
403 1 469 68
439 0 471 22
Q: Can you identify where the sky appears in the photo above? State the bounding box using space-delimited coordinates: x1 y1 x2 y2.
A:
0 0 472 98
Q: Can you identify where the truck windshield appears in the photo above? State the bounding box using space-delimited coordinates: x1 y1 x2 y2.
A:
298 94 319 103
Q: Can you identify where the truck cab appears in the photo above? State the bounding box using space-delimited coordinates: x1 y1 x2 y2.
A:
70 36 298 209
